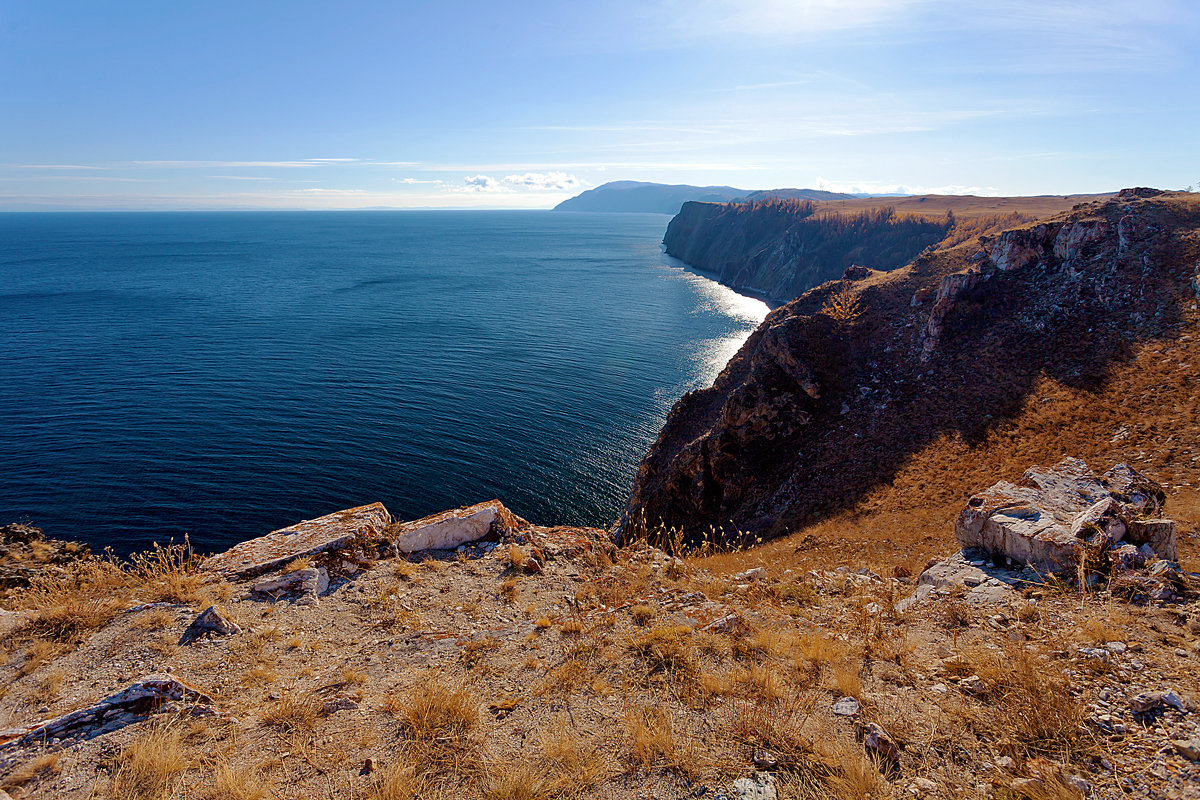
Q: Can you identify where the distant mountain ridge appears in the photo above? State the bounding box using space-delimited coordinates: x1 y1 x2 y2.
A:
553 181 854 214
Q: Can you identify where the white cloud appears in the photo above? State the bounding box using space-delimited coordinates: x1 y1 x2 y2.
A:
502 171 585 191
396 177 443 185
813 176 999 196
463 174 509 192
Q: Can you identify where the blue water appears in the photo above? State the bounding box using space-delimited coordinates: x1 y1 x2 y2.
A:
0 211 767 555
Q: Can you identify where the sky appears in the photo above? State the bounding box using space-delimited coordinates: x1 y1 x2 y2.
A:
2 0 1198 210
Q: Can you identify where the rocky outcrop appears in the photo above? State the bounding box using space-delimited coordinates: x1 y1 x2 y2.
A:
620 190 1200 546
955 458 1173 573
200 502 391 578
0 674 213 749
390 500 519 553
0 524 90 593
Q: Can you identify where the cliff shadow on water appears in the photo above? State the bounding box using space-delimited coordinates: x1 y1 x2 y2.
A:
621 189 1200 547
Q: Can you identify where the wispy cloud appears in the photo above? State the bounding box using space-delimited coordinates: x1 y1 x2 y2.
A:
502 172 584 191
395 177 443 185
12 164 109 170
132 160 339 168
813 176 999 196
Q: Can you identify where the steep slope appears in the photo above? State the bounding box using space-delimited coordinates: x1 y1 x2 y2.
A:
552 181 853 214
664 193 1110 304
620 189 1200 552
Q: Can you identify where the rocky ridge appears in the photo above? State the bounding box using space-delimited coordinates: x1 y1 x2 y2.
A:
620 189 1200 547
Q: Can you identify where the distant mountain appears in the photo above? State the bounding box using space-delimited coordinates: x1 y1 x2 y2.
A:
553 181 854 214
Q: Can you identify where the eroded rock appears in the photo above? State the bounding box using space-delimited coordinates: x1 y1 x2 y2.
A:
0 674 212 749
191 605 240 636
955 458 1174 573
391 500 517 553
201 503 390 578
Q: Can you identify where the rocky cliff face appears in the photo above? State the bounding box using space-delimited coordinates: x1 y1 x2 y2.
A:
663 199 953 304
620 189 1200 545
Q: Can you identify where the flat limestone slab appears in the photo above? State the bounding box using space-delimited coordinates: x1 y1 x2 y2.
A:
392 500 516 553
201 502 390 578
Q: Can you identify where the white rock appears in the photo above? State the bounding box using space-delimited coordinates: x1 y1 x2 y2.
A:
832 696 860 716
394 505 498 553
732 773 777 800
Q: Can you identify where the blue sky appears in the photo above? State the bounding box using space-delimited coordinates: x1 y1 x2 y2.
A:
2 0 1198 209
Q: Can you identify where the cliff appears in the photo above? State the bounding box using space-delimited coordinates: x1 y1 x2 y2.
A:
621 189 1200 548
662 193 1109 304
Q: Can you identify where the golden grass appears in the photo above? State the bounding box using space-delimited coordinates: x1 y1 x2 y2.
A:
400 678 479 741
203 762 268 800
260 692 321 733
975 645 1086 759
107 725 188 800
625 704 696 776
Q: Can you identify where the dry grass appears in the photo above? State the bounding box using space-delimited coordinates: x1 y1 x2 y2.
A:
975 644 1086 759
629 604 655 625
203 762 268 800
625 704 696 776
260 692 321 733
400 678 480 741
107 725 188 800
0 752 61 794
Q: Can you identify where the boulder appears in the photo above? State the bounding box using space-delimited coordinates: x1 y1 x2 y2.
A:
201 503 390 578
391 500 516 553
955 458 1175 574
0 674 212 749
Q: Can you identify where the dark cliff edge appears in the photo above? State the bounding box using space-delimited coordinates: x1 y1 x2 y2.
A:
663 199 952 304
619 188 1200 545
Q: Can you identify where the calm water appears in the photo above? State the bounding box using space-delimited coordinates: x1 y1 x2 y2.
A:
0 211 767 554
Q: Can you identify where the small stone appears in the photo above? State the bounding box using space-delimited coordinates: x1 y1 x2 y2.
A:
1161 691 1187 711
192 605 241 636
362 758 375 774
1063 775 1090 795
1129 692 1163 713
1175 648 1188 658
732 772 777 800
1105 641 1127 655
861 722 899 762
959 675 986 695
752 749 778 770
995 756 1016 772
1172 738 1200 761
910 777 937 797
734 567 767 582
832 696 860 716
930 683 948 695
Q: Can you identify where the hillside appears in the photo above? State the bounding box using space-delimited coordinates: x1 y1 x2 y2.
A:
1 492 1196 800
622 189 1200 566
552 182 853 215
663 193 1111 304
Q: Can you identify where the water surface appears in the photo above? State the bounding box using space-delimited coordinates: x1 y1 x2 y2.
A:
0 211 767 554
